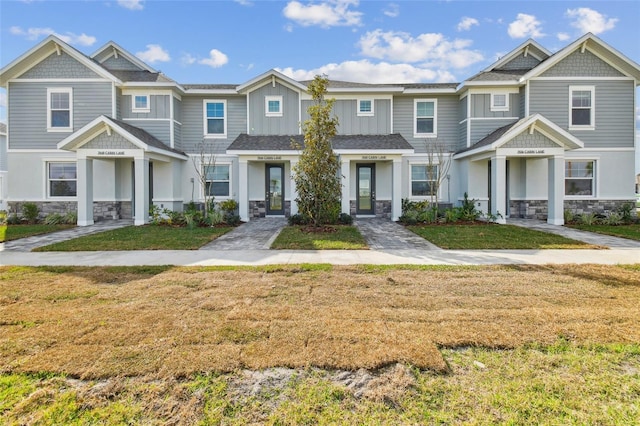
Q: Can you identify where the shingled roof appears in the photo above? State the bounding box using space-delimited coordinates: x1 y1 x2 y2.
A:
103 116 186 156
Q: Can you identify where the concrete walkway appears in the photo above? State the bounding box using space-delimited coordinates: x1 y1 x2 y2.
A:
199 217 287 250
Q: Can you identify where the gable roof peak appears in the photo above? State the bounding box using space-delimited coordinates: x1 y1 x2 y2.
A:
90 40 157 73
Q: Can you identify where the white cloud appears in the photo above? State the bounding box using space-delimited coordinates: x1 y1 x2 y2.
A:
284 23 294 33
508 13 544 39
557 32 570 41
566 7 617 35
358 30 483 69
9 26 96 46
277 60 457 84
181 53 196 66
117 0 143 10
198 49 229 68
457 17 479 32
383 3 399 18
135 44 170 63
283 0 362 28
234 0 253 5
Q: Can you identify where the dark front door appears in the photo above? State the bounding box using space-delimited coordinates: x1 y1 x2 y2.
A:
266 164 284 215
356 163 375 215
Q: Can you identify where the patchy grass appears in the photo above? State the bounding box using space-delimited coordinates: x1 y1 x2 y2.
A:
271 225 368 249
408 223 598 249
32 225 232 251
0 224 75 243
568 223 640 241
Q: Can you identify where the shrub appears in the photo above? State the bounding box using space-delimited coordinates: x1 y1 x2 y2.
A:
459 193 481 222
443 208 460 223
207 209 225 226
0 210 7 225
578 212 598 225
63 211 78 225
22 203 40 224
7 213 21 225
604 212 623 226
288 213 310 226
564 209 576 224
617 203 634 224
338 213 353 225
224 214 241 226
219 199 238 215
44 213 64 225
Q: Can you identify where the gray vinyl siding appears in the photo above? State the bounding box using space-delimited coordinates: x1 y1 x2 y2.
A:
115 88 122 119
393 95 458 153
249 83 299 135
470 93 520 118
470 119 518 145
8 81 112 149
122 119 171 147
21 52 100 79
519 86 526 117
173 97 182 123
498 52 541 70
529 79 635 148
174 123 182 152
301 99 391 134
458 122 468 151
541 50 625 77
0 135 7 170
181 96 247 154
101 55 144 71
121 94 171 119
459 97 467 121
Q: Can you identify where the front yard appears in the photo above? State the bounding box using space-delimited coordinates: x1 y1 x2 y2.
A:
568 223 640 241
271 225 368 249
0 224 75 243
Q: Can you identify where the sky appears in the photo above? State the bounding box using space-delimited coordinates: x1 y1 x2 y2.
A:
1 0 639 131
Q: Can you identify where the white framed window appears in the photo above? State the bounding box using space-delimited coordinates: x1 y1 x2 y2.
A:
410 164 438 197
565 160 595 197
357 99 374 116
132 94 150 113
203 100 227 138
265 96 283 117
490 93 509 112
414 99 437 137
48 162 77 197
204 164 230 197
47 88 73 132
569 86 595 130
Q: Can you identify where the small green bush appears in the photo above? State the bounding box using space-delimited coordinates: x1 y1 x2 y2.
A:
0 210 7 225
604 212 623 226
44 213 64 225
338 213 353 225
63 211 77 224
578 212 598 225
288 213 310 226
219 199 238 215
7 213 21 225
22 203 40 224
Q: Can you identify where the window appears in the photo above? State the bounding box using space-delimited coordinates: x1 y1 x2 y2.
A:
565 160 594 196
357 99 374 116
48 162 77 197
569 86 595 130
203 100 226 137
265 96 283 117
47 88 73 131
411 164 438 197
204 165 230 197
491 93 509 111
414 99 437 137
132 94 150 113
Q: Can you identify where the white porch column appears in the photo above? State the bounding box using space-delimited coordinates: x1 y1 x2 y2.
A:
490 155 507 224
238 159 249 222
341 158 350 215
289 159 298 216
134 157 149 226
547 155 565 225
392 158 402 221
77 157 94 226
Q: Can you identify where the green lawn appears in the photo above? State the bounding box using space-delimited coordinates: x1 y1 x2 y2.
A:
33 225 232 251
271 225 368 249
568 223 640 241
408 223 597 249
0 224 75 243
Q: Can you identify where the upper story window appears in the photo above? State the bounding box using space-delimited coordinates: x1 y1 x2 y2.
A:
132 94 150 113
357 99 374 116
490 93 509 112
414 99 437 137
565 160 595 197
47 88 73 132
203 100 226 138
48 162 77 197
410 164 438 197
569 86 595 130
265 96 283 117
204 164 230 197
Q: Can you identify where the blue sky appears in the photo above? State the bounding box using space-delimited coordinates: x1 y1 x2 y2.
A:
1 0 639 126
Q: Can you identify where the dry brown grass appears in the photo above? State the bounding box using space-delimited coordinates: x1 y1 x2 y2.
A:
1 264 639 379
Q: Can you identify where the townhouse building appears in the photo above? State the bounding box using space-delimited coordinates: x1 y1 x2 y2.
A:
0 33 637 226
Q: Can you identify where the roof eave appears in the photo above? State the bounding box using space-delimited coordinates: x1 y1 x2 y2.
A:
402 88 458 94
183 89 239 95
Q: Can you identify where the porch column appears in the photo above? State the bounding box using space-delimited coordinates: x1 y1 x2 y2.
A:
77 157 94 226
238 159 249 222
289 159 298 216
547 155 565 225
341 158 350 215
134 157 149 226
392 158 402 221
490 155 507 224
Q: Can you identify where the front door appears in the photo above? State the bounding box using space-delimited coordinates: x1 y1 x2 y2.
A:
266 164 284 215
356 163 375 215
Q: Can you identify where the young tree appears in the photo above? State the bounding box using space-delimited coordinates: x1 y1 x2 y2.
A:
191 139 217 218
425 140 452 212
292 75 342 227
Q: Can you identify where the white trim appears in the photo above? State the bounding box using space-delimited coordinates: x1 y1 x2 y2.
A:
568 85 595 131
203 99 227 138
414 98 437 138
408 163 440 199
403 88 457 94
10 78 110 83
531 76 634 81
468 116 520 121
265 95 283 117
201 162 232 199
46 87 73 133
329 87 405 93
574 147 634 152
122 118 172 122
389 96 394 133
169 93 175 148
564 158 597 198
184 88 237 95
356 98 374 117
525 81 530 116
131 94 150 113
490 92 509 112
111 83 117 118
91 41 157 73
122 89 177 97
44 160 77 199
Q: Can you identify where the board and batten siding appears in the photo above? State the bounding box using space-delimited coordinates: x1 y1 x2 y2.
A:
470 93 520 118
248 83 299 135
121 94 171 119
529 79 634 148
8 81 112 149
301 99 391 135
393 95 459 153
121 119 171 147
180 96 247 154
